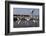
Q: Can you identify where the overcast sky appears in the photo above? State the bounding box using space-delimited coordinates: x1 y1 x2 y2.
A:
13 8 39 16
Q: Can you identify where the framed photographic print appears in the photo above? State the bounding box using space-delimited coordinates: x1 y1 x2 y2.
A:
5 1 45 35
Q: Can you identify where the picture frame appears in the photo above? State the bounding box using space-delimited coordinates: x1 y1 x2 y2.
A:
5 1 45 35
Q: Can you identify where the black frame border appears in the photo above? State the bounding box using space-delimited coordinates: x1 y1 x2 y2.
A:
5 1 45 35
